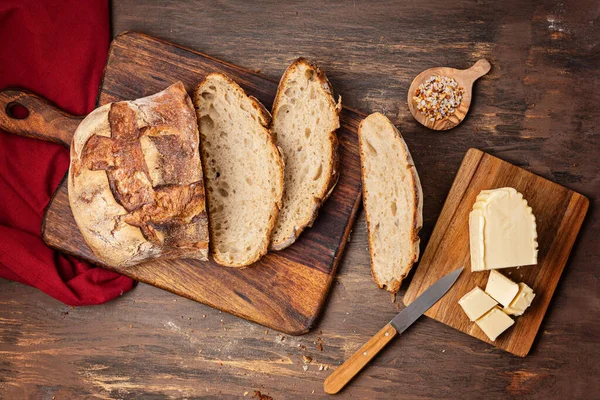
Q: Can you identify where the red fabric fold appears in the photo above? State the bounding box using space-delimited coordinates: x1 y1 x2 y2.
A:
0 0 135 305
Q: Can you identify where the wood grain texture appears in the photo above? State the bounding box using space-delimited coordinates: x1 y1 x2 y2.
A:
404 148 589 356
41 32 364 335
1 0 599 398
407 59 491 130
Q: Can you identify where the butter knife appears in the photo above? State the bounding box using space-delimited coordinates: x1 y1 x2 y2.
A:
324 266 464 394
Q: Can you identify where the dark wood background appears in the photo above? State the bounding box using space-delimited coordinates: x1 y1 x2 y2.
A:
1 0 598 398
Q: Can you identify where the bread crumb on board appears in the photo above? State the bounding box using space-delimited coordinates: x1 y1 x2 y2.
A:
253 390 273 400
318 364 330 371
315 337 324 352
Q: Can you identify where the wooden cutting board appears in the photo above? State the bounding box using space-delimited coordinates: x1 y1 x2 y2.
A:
404 148 589 357
3 32 364 335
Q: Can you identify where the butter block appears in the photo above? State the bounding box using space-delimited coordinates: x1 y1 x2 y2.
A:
476 306 515 341
469 187 538 272
504 282 536 316
485 270 520 307
458 287 498 321
469 209 486 272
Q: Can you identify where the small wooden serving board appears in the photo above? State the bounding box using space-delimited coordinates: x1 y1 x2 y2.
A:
404 148 589 357
41 32 364 335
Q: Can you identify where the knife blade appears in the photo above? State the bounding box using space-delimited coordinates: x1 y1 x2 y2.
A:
390 266 464 333
323 266 463 395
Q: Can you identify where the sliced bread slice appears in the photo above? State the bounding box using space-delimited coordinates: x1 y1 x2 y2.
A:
269 58 341 250
358 113 423 293
194 73 284 267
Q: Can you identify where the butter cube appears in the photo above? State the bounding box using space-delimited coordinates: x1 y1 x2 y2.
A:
476 306 515 341
504 282 535 316
485 270 519 307
458 287 498 321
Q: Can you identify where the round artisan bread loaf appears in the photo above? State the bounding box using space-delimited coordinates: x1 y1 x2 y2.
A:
68 82 209 267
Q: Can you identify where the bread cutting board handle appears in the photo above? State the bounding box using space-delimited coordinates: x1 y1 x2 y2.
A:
0 88 83 148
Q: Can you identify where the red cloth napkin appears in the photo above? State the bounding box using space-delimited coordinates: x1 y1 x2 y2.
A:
0 0 135 305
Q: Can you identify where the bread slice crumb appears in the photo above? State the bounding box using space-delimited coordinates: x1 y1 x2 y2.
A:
358 113 423 293
269 58 341 250
194 73 284 267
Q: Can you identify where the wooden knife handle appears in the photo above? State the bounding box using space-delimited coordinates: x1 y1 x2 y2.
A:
0 88 83 148
324 323 398 394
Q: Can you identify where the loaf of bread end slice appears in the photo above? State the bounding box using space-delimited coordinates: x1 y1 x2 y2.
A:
194 73 284 267
269 58 341 250
358 113 423 293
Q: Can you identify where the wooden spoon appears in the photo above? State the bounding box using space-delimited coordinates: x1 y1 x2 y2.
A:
407 59 491 131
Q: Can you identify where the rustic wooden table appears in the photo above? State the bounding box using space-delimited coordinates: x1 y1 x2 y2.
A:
1 1 598 398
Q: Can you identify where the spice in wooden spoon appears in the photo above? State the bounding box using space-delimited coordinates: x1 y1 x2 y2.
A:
407 59 491 131
413 75 464 122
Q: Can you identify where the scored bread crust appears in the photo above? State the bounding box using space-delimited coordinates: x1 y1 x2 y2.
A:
68 82 209 267
358 113 423 293
194 73 285 267
269 58 341 251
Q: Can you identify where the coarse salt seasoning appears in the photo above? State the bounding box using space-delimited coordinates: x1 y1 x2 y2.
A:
413 75 464 122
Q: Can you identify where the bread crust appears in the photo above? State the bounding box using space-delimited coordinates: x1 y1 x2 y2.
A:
194 73 284 267
68 82 209 267
358 113 423 293
269 58 341 251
